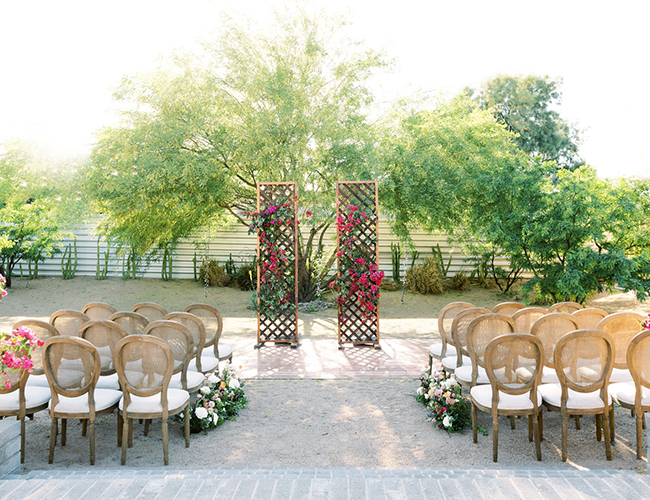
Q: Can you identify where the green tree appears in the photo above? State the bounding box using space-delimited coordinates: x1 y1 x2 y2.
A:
469 75 583 170
84 7 385 298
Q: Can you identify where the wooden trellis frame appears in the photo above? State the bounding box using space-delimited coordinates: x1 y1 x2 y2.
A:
255 182 299 348
336 181 380 349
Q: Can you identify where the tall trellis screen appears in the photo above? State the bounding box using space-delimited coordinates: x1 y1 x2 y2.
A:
336 181 380 348
255 182 299 347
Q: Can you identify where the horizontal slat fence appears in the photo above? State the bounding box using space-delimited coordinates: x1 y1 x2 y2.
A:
13 220 511 281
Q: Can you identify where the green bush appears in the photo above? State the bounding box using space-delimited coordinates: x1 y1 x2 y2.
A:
200 259 230 287
231 257 257 291
405 257 445 294
450 271 469 291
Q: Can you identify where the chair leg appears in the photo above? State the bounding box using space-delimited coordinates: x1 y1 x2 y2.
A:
603 409 612 461
539 410 544 441
144 419 150 436
61 419 67 446
609 406 615 443
49 418 57 464
89 419 95 466
117 412 123 447
596 414 602 442
20 418 25 464
574 415 581 430
561 412 568 462
162 418 169 466
509 415 516 430
82 419 87 437
637 413 644 460
128 419 133 448
533 412 541 461
528 415 533 442
492 414 499 462
428 354 433 369
121 418 129 465
184 407 190 448
472 401 478 444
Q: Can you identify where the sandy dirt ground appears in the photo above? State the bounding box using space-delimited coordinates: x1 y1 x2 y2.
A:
1 276 648 473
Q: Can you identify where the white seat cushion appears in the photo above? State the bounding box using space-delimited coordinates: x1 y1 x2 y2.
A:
188 356 219 374
471 384 542 410
441 355 471 372
539 383 611 410
203 344 233 360
429 343 457 358
96 373 120 390
119 389 189 415
456 364 488 385
26 374 49 387
50 389 122 414
170 371 205 392
0 386 51 411
609 382 650 407
610 368 633 383
541 366 560 384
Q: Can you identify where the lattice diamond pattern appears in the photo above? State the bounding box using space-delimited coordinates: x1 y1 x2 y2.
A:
337 182 379 345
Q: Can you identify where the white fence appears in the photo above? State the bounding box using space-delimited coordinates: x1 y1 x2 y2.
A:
15 220 507 281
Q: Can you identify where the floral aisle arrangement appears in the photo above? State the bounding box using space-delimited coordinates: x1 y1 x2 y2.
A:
415 366 471 432
247 199 296 319
333 204 384 321
0 274 43 389
643 314 650 329
181 362 248 433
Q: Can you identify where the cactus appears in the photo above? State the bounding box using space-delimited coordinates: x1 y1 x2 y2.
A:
432 243 452 280
61 236 78 280
96 238 110 280
391 242 402 284
161 246 173 281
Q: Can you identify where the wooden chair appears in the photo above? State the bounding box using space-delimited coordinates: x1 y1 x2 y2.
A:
144 321 204 393
13 320 59 387
43 337 122 465
492 302 526 316
609 330 650 459
0 350 51 463
81 302 118 321
183 304 233 363
441 307 491 373
456 314 515 387
115 335 190 465
428 302 474 366
511 307 548 334
79 320 128 390
131 303 168 323
530 313 579 384
572 308 608 329
109 311 149 336
549 301 583 313
597 312 645 383
49 310 90 337
471 333 544 462
539 329 615 462
164 312 219 375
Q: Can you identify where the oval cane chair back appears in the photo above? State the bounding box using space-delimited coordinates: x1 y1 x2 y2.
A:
49 310 90 337
549 301 584 313
144 320 194 391
81 302 117 321
79 320 128 377
512 308 549 334
163 312 206 360
492 302 526 316
12 320 59 377
466 314 516 384
436 302 475 358
572 308 609 329
44 336 101 400
131 303 168 323
597 312 645 369
109 312 149 336
625 330 650 458
530 313 579 370
451 307 492 367
183 304 223 354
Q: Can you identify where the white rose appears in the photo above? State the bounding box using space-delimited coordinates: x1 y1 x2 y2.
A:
416 387 425 395
443 415 451 428
195 407 208 419
207 374 219 385
200 386 211 394
212 413 219 425
229 378 240 389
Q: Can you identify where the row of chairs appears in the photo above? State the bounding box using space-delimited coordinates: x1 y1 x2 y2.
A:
428 301 649 462
1 302 231 465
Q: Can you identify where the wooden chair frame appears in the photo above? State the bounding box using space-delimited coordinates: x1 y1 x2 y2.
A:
450 307 492 369
81 302 118 321
131 302 168 323
109 311 149 336
429 301 474 366
49 310 90 337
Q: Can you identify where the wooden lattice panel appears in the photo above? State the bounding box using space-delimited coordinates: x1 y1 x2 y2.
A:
256 182 299 345
336 181 380 347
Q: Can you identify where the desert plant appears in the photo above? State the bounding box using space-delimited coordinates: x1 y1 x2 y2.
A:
451 271 469 291
432 244 452 280
161 246 173 281
405 256 445 294
96 238 110 280
61 236 77 280
391 242 402 284
200 259 230 287
232 257 257 291
224 253 237 279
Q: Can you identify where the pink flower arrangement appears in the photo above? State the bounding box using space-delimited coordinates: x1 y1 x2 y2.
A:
0 273 6 302
643 314 650 330
0 326 43 389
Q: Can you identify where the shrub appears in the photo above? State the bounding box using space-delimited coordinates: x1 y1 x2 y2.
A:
405 257 445 294
450 271 469 291
200 259 230 287
380 278 401 291
231 257 257 291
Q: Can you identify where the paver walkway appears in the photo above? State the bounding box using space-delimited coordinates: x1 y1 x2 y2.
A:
2 466 649 499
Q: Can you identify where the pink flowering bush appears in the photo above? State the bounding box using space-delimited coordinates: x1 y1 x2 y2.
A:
415 366 471 432
333 204 384 321
643 314 650 330
0 273 6 302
